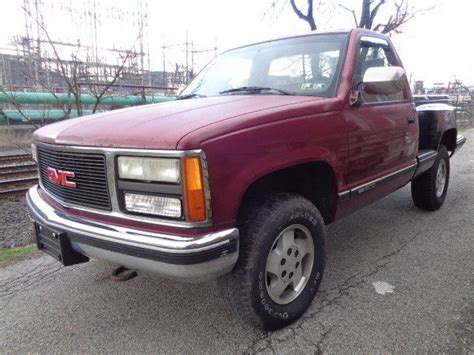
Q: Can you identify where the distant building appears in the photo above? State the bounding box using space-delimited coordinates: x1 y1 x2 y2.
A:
0 53 70 90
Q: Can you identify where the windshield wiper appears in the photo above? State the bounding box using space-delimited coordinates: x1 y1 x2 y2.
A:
176 93 207 100
219 86 292 95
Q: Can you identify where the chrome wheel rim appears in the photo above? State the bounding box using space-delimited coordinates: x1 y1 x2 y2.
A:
435 160 447 198
265 224 314 305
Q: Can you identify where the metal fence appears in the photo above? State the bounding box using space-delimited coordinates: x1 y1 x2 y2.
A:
454 101 474 128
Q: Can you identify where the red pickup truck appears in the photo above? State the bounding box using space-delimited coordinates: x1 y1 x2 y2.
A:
27 29 466 329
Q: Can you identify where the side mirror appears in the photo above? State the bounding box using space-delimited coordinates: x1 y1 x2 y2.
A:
362 66 406 95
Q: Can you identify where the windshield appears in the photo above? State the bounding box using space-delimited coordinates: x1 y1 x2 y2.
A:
180 33 348 98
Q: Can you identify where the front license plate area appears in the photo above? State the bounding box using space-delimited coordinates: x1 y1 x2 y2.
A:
35 223 89 266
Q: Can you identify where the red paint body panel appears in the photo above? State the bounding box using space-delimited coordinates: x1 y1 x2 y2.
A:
33 95 317 149
198 106 347 228
33 28 421 233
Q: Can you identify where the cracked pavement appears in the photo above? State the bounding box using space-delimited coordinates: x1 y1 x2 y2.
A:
1 129 473 353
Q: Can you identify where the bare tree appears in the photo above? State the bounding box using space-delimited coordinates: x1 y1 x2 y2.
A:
340 0 433 34
85 50 137 114
20 5 138 117
372 1 432 34
269 0 432 35
0 6 139 149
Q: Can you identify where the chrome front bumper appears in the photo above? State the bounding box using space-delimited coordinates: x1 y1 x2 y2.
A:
26 186 239 282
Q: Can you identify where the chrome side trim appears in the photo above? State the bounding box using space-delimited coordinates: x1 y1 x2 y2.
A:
412 150 438 178
35 142 212 229
338 163 416 200
417 150 438 164
338 190 351 202
456 135 467 147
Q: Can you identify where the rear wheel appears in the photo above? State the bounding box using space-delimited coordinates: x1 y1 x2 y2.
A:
222 193 326 330
411 145 450 211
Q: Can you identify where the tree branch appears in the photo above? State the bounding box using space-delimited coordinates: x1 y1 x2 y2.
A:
359 0 371 28
366 0 385 29
290 0 317 30
374 0 433 34
21 5 81 116
90 48 136 113
338 3 358 27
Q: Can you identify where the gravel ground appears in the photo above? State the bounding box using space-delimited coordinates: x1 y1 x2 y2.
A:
0 196 35 248
0 142 35 249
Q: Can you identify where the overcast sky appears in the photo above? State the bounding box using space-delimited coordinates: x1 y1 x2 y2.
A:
0 0 472 86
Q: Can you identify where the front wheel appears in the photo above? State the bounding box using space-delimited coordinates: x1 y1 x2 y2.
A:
222 193 326 330
411 145 450 211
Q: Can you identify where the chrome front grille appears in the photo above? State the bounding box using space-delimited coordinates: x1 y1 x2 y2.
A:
37 146 111 210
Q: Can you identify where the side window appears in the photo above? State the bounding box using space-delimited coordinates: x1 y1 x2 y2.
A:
353 40 406 103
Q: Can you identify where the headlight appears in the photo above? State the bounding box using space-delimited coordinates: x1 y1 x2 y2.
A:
117 156 180 183
124 193 182 218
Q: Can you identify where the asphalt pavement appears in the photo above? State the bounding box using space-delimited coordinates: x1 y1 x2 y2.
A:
1 129 473 353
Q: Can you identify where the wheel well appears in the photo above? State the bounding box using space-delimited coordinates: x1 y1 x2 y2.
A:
238 162 338 225
439 128 457 152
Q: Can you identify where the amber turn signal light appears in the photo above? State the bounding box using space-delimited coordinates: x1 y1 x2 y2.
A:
183 157 206 222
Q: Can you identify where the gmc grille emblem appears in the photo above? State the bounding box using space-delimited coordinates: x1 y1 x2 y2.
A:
46 167 76 188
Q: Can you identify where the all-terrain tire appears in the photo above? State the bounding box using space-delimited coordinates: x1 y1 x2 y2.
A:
411 145 450 211
221 193 326 330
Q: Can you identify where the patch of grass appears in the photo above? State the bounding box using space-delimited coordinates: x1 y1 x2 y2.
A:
0 244 38 263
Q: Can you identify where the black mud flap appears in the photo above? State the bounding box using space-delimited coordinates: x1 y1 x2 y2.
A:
35 223 89 266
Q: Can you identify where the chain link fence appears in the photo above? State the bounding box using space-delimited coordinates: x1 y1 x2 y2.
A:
454 95 474 128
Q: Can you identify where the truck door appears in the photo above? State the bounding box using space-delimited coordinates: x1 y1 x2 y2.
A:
345 36 418 187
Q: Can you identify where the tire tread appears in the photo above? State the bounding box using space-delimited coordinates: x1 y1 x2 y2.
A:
411 145 450 211
220 192 325 329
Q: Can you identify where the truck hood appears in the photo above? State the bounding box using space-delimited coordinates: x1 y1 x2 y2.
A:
32 95 319 149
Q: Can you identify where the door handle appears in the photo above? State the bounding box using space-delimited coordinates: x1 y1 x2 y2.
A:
407 116 416 124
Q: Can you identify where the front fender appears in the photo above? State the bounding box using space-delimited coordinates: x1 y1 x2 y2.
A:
199 111 347 228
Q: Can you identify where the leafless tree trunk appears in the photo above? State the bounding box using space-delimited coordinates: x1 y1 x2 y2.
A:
290 0 317 31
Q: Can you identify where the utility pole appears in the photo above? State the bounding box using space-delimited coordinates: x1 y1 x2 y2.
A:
161 45 166 86
191 40 194 79
33 0 41 86
214 36 218 58
185 30 189 84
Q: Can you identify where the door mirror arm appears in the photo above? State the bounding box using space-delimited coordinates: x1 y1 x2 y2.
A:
349 90 362 106
349 81 364 107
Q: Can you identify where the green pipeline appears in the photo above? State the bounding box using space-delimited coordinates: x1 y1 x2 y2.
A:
0 109 101 121
0 92 175 106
